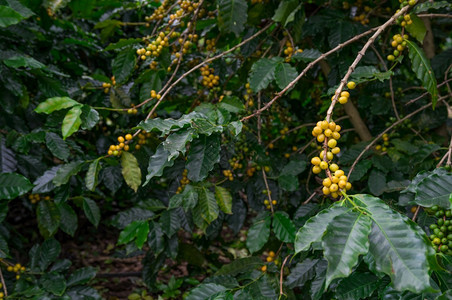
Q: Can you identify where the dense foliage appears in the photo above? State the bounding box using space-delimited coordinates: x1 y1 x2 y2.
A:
0 0 451 299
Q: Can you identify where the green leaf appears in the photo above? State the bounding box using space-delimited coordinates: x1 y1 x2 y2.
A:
292 49 322 62
160 209 180 238
275 62 298 89
0 172 33 200
414 171 452 209
3 55 45 69
186 283 227 300
62 105 83 139
354 194 434 293
163 129 195 159
80 106 99 130
37 238 61 271
104 38 142 51
248 57 283 92
118 220 148 245
6 0 34 18
216 257 262 275
144 145 175 185
215 186 232 214
85 158 102 192
67 267 96 287
272 0 301 26
218 96 245 113
37 200 61 238
33 166 60 194
286 258 319 288
46 132 70 161
186 134 221 182
58 203 78 236
295 204 348 253
0 5 24 27
194 185 219 224
273 211 296 243
368 169 386 196
334 272 380 300
121 152 142 192
406 40 438 108
412 1 451 13
278 174 299 191
246 213 271 254
405 14 426 43
83 197 100 227
53 161 84 187
112 47 137 84
41 273 66 296
35 97 80 114
217 0 247 37
323 211 372 287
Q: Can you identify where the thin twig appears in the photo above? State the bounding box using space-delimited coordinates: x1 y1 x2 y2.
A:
279 255 291 298
437 135 452 168
348 96 448 178
412 206 421 222
241 25 382 121
405 78 452 106
262 169 274 214
303 191 318 205
0 268 7 297
417 14 452 18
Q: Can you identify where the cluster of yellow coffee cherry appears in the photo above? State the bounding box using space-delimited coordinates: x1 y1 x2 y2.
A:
387 33 408 61
229 157 243 171
260 250 276 272
176 169 189 194
399 0 417 8
28 194 50 204
246 165 257 177
310 119 351 198
135 131 152 150
375 133 390 152
145 0 168 21
107 134 133 156
222 170 234 181
7 263 25 280
244 83 254 107
137 32 170 60
200 65 220 88
102 76 116 94
205 38 216 52
127 104 138 115
264 198 277 210
149 60 159 70
150 89 162 100
0 283 4 299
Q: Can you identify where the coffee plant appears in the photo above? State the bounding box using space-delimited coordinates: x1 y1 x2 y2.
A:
0 0 451 299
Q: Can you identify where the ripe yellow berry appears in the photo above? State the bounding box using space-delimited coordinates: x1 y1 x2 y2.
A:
323 178 332 187
272 200 277 205
319 161 328 170
331 147 340 154
332 132 341 140
313 126 323 135
340 91 350 98
261 265 267 272
345 182 352 190
329 164 339 172
311 157 321 165
339 96 348 104
327 139 337 148
125 134 133 141
266 256 273 262
322 186 331 195
335 170 345 177
347 81 356 89
320 121 329 130
330 184 339 192
324 129 333 137
312 166 321 174
118 136 125 143
317 134 325 143
269 251 276 257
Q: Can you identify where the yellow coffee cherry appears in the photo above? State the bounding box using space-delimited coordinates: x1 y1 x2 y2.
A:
323 178 332 187
335 170 345 177
311 157 321 165
347 81 356 89
118 136 125 143
330 184 339 192
329 164 339 172
322 186 331 195
341 91 350 98
339 96 348 104
320 121 329 130
331 147 340 154
317 134 325 143
319 161 328 170
327 139 337 148
312 166 321 174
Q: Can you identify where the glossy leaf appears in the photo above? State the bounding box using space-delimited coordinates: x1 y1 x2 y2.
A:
62 105 83 139
286 258 319 288
215 186 232 214
354 194 434 293
414 171 452 209
0 139 17 173
248 57 283 92
83 197 100 227
218 96 245 113
193 185 219 225
160 209 180 238
186 283 227 300
295 204 348 253
406 40 438 108
272 211 296 243
53 161 84 187
323 211 372 287
405 14 426 43
217 0 247 37
246 213 271 254
186 134 221 182
35 97 79 114
45 132 70 161
216 257 262 276
112 47 137 84
0 5 24 27
33 166 60 194
37 200 61 238
0 172 33 200
41 273 66 296
334 272 380 300
121 152 141 192
85 158 101 191
144 145 175 185
67 267 96 287
272 0 301 26
275 62 298 89
58 203 78 237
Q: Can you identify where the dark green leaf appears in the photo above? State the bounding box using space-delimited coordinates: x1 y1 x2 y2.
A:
186 134 221 182
45 132 70 161
412 1 451 13
160 209 180 238
39 238 61 271
105 38 142 51
33 166 60 194
0 139 17 173
295 204 347 253
121 152 141 192
58 203 78 237
144 145 175 185
186 283 227 300
246 213 271 253
112 47 137 84
217 0 247 36
273 211 296 243
248 57 283 92
354 194 434 293
163 129 195 159
0 172 33 200
83 197 100 227
37 200 61 237
335 272 380 300
0 5 24 27
41 273 66 296
218 96 245 113
286 258 319 288
3 55 45 69
215 186 232 214
67 267 96 287
80 106 99 130
368 169 386 196
405 14 426 43
194 185 219 225
414 172 452 209
35 97 79 114
53 161 84 187
272 0 301 26
275 62 298 89
85 158 102 191
278 174 299 191
292 49 322 62
6 0 34 18
216 257 262 275
323 211 372 287
62 105 83 139
406 40 438 108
